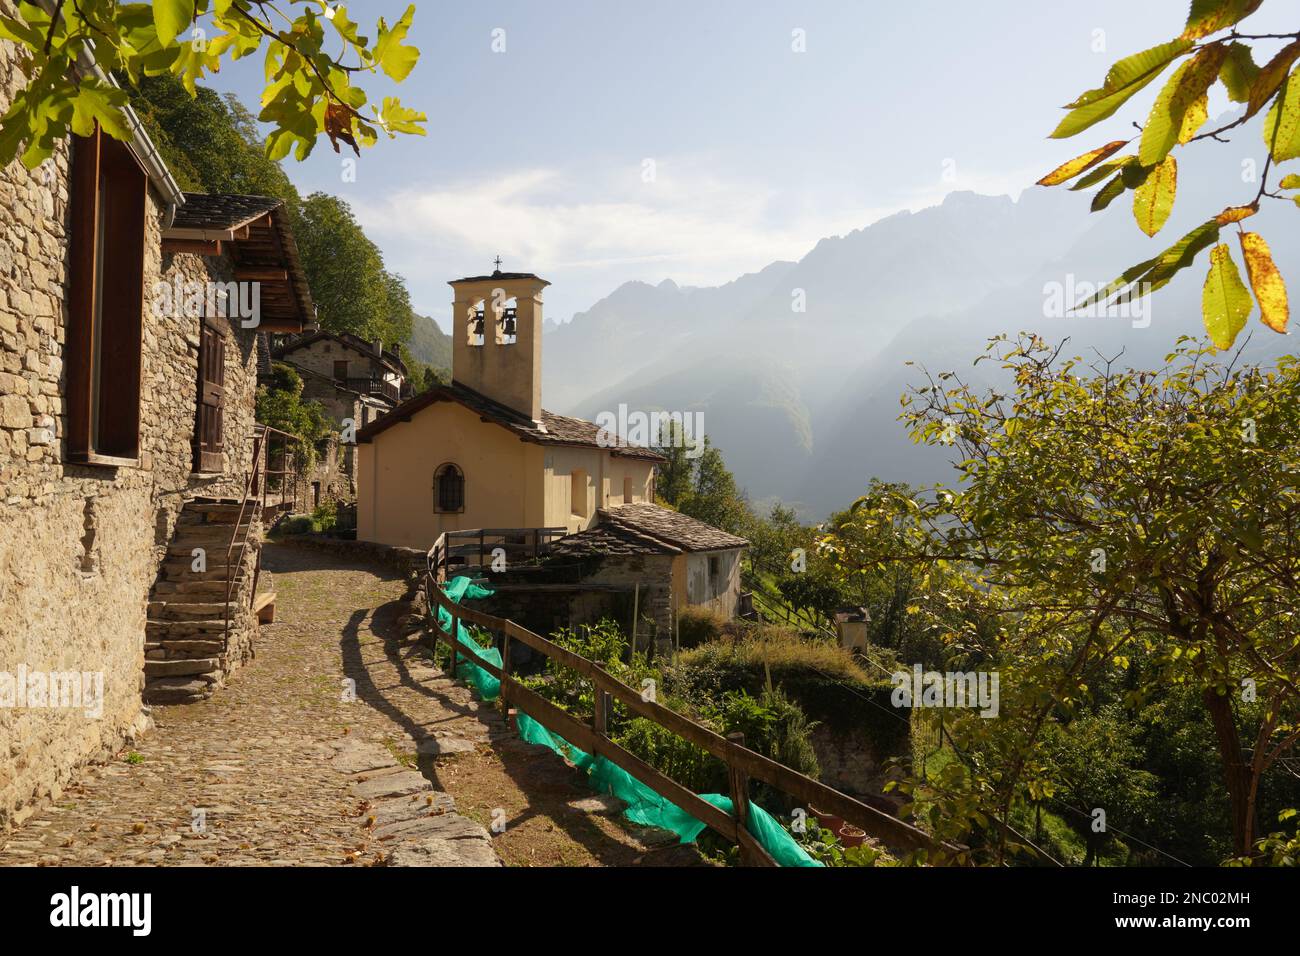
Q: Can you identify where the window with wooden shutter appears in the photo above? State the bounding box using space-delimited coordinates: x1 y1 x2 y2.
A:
66 125 148 466
193 317 226 473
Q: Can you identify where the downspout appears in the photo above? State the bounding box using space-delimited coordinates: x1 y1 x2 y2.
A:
34 0 186 222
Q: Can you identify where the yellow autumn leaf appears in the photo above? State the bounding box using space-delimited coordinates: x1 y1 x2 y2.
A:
1214 203 1258 225
1133 155 1177 237
1178 91 1208 143
1239 232 1290 333
1036 140 1129 186
1201 244 1253 349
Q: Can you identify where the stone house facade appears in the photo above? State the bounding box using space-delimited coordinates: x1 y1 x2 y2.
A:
0 33 314 828
268 330 409 507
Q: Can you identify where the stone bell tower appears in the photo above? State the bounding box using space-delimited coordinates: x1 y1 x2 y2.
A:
449 266 550 423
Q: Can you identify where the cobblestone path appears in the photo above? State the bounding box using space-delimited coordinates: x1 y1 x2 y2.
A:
0 543 694 866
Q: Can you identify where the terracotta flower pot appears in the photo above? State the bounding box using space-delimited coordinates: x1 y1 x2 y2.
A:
839 824 867 849
810 805 844 836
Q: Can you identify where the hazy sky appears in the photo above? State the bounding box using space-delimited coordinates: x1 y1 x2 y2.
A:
205 1 1298 328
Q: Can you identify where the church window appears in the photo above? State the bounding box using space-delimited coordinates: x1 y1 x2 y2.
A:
434 463 465 513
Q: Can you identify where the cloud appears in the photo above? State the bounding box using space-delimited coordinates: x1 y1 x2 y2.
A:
355 156 1044 322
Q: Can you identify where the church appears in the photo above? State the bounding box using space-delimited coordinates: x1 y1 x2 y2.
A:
356 269 665 547
354 268 749 631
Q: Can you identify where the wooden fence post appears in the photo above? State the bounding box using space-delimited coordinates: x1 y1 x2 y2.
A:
500 628 512 706
727 731 752 865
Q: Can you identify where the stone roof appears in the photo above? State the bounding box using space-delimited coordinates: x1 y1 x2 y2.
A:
356 382 664 461
450 270 547 285
171 193 284 232
548 521 682 557
601 503 748 552
275 330 408 377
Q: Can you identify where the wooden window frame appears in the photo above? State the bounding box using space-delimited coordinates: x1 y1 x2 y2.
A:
65 126 148 467
434 462 465 514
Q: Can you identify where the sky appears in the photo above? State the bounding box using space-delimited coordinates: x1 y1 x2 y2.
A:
204 0 1300 329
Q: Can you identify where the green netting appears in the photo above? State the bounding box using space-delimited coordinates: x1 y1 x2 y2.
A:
515 708 820 867
435 575 502 701
435 577 820 867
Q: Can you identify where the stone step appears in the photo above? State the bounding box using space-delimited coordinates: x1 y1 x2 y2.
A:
144 676 212 705
147 619 226 639
147 600 239 620
151 580 232 597
171 520 254 541
166 541 251 559
158 639 225 655
183 499 257 516
144 657 221 677
159 557 246 579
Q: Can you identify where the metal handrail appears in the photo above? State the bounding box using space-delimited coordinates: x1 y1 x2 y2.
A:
223 424 303 648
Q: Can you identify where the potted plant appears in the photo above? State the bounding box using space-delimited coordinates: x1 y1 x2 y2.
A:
839 824 867 848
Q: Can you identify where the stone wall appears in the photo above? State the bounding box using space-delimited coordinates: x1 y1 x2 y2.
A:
0 24 262 828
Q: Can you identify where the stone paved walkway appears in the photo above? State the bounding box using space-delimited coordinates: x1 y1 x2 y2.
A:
0 542 690 866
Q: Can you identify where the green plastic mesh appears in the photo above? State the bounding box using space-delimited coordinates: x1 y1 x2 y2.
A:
435 575 502 701
435 577 820 867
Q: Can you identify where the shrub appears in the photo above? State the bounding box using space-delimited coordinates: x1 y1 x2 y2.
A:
676 606 727 649
310 500 337 532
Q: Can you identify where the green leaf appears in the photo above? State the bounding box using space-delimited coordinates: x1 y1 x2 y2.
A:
1263 68 1300 163
1202 243 1253 348
1133 155 1178 236
379 97 427 136
1092 161 1150 212
374 4 420 82
1181 0 1264 41
1076 219 1220 310
1219 42 1260 103
1091 171 1128 212
152 0 194 48
69 80 131 141
1140 45 1227 166
1071 155 1136 191
1052 39 1193 139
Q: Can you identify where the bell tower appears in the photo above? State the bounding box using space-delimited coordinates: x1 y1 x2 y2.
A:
449 266 550 422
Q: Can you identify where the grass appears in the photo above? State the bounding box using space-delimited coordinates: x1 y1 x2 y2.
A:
679 627 870 684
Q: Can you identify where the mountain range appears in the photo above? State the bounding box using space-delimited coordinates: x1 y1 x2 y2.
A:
544 111 1300 518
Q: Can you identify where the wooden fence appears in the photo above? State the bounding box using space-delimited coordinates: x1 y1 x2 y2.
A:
423 573 959 866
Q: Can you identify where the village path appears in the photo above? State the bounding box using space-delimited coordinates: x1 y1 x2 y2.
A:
0 543 700 867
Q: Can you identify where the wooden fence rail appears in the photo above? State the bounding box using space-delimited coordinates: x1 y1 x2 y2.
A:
423 573 960 866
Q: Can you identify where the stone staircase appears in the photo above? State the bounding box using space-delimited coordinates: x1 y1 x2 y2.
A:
144 498 262 705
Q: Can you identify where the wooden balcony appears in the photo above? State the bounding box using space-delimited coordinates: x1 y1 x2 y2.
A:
341 376 400 404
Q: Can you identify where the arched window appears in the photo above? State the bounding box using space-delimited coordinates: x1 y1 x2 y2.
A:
434 463 464 513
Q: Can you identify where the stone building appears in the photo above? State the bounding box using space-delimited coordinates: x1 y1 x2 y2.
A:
0 37 314 828
544 503 748 640
267 330 410 507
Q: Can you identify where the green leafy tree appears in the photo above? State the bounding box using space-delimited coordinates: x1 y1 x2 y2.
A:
0 0 425 169
1036 0 1297 348
256 361 332 464
126 72 296 195
294 191 408 345
831 335 1300 859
